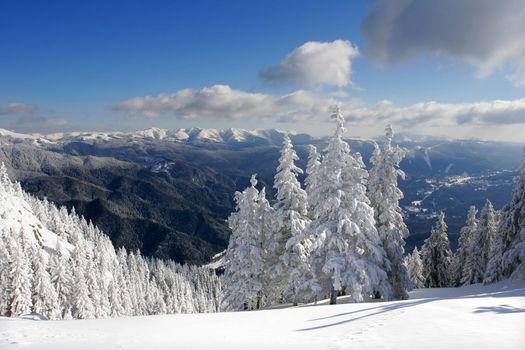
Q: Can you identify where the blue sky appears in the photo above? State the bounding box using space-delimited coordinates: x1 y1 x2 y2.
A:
1 0 524 141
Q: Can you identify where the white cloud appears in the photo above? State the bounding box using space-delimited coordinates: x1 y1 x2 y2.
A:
112 85 525 141
361 0 525 86
346 98 525 127
260 40 359 87
111 84 357 122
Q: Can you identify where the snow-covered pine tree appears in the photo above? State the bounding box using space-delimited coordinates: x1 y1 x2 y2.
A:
421 212 453 288
50 240 73 319
0 229 11 316
270 134 311 306
307 107 392 304
368 125 410 300
462 200 497 285
405 247 425 289
499 146 525 280
71 240 95 319
454 206 478 286
30 246 60 319
8 228 33 317
222 175 267 311
256 187 278 305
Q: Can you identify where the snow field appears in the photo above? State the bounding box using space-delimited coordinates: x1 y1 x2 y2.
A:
1 281 523 350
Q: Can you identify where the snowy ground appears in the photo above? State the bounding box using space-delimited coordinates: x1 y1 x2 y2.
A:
1 281 524 350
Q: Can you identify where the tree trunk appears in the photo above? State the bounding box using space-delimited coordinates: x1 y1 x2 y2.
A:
330 286 337 305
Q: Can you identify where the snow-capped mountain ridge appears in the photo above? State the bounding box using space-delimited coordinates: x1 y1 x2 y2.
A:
0 127 308 145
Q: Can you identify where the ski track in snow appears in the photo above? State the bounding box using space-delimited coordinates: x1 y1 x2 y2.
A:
1 281 524 349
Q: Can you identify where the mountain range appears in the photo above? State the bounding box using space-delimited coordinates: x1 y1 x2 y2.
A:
0 127 521 264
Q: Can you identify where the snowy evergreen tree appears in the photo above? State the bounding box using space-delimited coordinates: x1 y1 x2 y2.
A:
463 200 497 285
0 229 11 316
455 206 478 286
222 175 268 311
50 241 73 319
421 212 453 288
8 229 33 316
30 246 60 319
71 241 95 319
306 108 392 304
368 125 410 300
498 146 525 280
405 247 425 289
270 134 311 305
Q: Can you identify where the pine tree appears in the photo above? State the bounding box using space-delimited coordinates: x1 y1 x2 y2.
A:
421 212 453 288
0 229 11 316
50 240 73 319
455 206 478 286
368 125 410 300
484 221 506 284
307 108 392 304
270 134 311 305
463 200 497 285
30 246 60 319
222 175 267 311
405 247 425 289
494 146 525 280
71 241 95 319
256 187 278 305
8 229 33 316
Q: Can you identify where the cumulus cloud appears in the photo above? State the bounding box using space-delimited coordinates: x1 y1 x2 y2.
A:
361 0 525 86
111 84 357 122
260 40 359 87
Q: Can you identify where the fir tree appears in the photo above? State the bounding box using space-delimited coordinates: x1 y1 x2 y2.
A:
271 134 311 305
499 146 525 280
455 206 478 286
50 241 73 319
421 212 453 288
463 200 497 285
368 125 410 300
8 229 33 316
222 175 268 311
30 246 60 319
307 107 392 304
405 247 425 289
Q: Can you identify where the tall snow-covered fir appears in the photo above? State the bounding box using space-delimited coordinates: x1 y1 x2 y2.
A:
462 200 497 285
222 175 273 311
405 247 425 289
455 206 478 286
271 134 311 305
421 212 453 288
495 146 525 281
0 165 221 319
368 125 410 300
306 108 392 304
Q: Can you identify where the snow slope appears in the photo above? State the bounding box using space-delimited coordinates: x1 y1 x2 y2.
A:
1 281 523 349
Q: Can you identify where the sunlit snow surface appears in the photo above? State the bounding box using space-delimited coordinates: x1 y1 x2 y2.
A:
1 281 524 349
